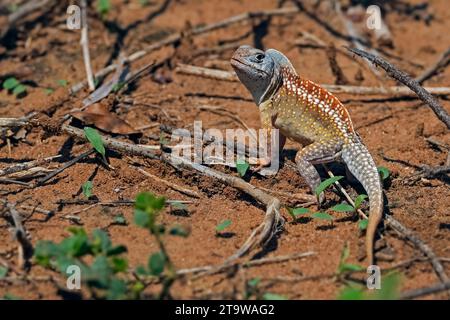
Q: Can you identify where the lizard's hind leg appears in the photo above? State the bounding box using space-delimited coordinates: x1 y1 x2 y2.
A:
295 140 343 204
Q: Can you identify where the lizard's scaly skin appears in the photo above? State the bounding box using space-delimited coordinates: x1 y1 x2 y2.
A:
263 67 383 265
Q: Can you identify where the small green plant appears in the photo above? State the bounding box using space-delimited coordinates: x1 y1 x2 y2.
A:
244 277 261 299
287 207 310 220
315 176 343 198
57 79 68 87
216 219 232 233
34 228 129 299
139 0 150 6
159 133 169 146
236 159 250 177
3 293 21 300
286 207 334 225
336 243 364 276
44 88 54 95
97 0 111 18
358 219 369 231
262 293 288 300
82 181 93 199
377 166 390 181
113 214 127 226
84 127 107 163
112 81 126 93
311 211 334 221
0 266 8 278
330 203 354 213
2 77 27 97
338 272 402 300
133 192 187 299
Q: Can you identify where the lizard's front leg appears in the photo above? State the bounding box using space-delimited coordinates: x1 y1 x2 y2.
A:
295 140 343 204
250 108 286 171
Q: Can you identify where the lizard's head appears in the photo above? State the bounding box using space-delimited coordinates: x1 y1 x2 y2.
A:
231 45 296 105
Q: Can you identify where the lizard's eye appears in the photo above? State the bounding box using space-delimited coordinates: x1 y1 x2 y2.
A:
255 53 265 62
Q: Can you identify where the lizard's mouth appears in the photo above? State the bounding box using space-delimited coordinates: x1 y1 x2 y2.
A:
231 58 270 77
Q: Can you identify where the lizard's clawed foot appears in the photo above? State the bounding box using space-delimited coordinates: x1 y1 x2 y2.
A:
249 157 271 172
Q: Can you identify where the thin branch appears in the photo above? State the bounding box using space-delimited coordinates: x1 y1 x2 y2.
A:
35 149 95 186
0 201 33 269
176 251 315 276
175 64 450 96
135 167 200 198
0 155 61 177
401 281 450 300
347 47 450 129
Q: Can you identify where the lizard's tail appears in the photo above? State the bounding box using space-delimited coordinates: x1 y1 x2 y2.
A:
342 136 383 266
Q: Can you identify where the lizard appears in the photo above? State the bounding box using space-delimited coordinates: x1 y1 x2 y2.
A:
231 45 383 265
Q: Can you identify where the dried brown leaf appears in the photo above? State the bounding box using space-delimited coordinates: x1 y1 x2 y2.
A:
71 103 139 135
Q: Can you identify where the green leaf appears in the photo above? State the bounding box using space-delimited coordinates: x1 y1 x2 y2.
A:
148 252 165 276
106 278 128 300
315 176 343 196
82 181 93 199
0 266 8 278
89 255 111 287
134 209 150 228
111 257 128 273
373 272 401 300
216 219 232 232
84 127 106 158
171 201 187 211
135 265 147 276
289 207 310 217
358 219 369 231
107 245 127 256
44 88 54 95
3 293 21 300
3 77 19 90
331 203 355 212
113 214 127 225
97 0 111 15
34 240 60 266
340 263 364 273
169 225 190 237
338 284 365 300
248 277 261 287
59 229 90 257
135 192 166 212
311 212 334 221
112 82 125 92
263 293 287 300
354 194 368 209
92 229 112 254
159 133 169 146
12 84 26 96
339 242 350 266
57 79 68 87
236 160 250 177
378 166 390 181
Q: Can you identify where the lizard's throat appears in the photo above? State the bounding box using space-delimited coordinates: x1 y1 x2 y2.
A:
258 74 282 107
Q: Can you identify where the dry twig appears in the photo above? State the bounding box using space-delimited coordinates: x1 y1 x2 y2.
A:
348 47 450 129
80 0 96 92
175 64 450 96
